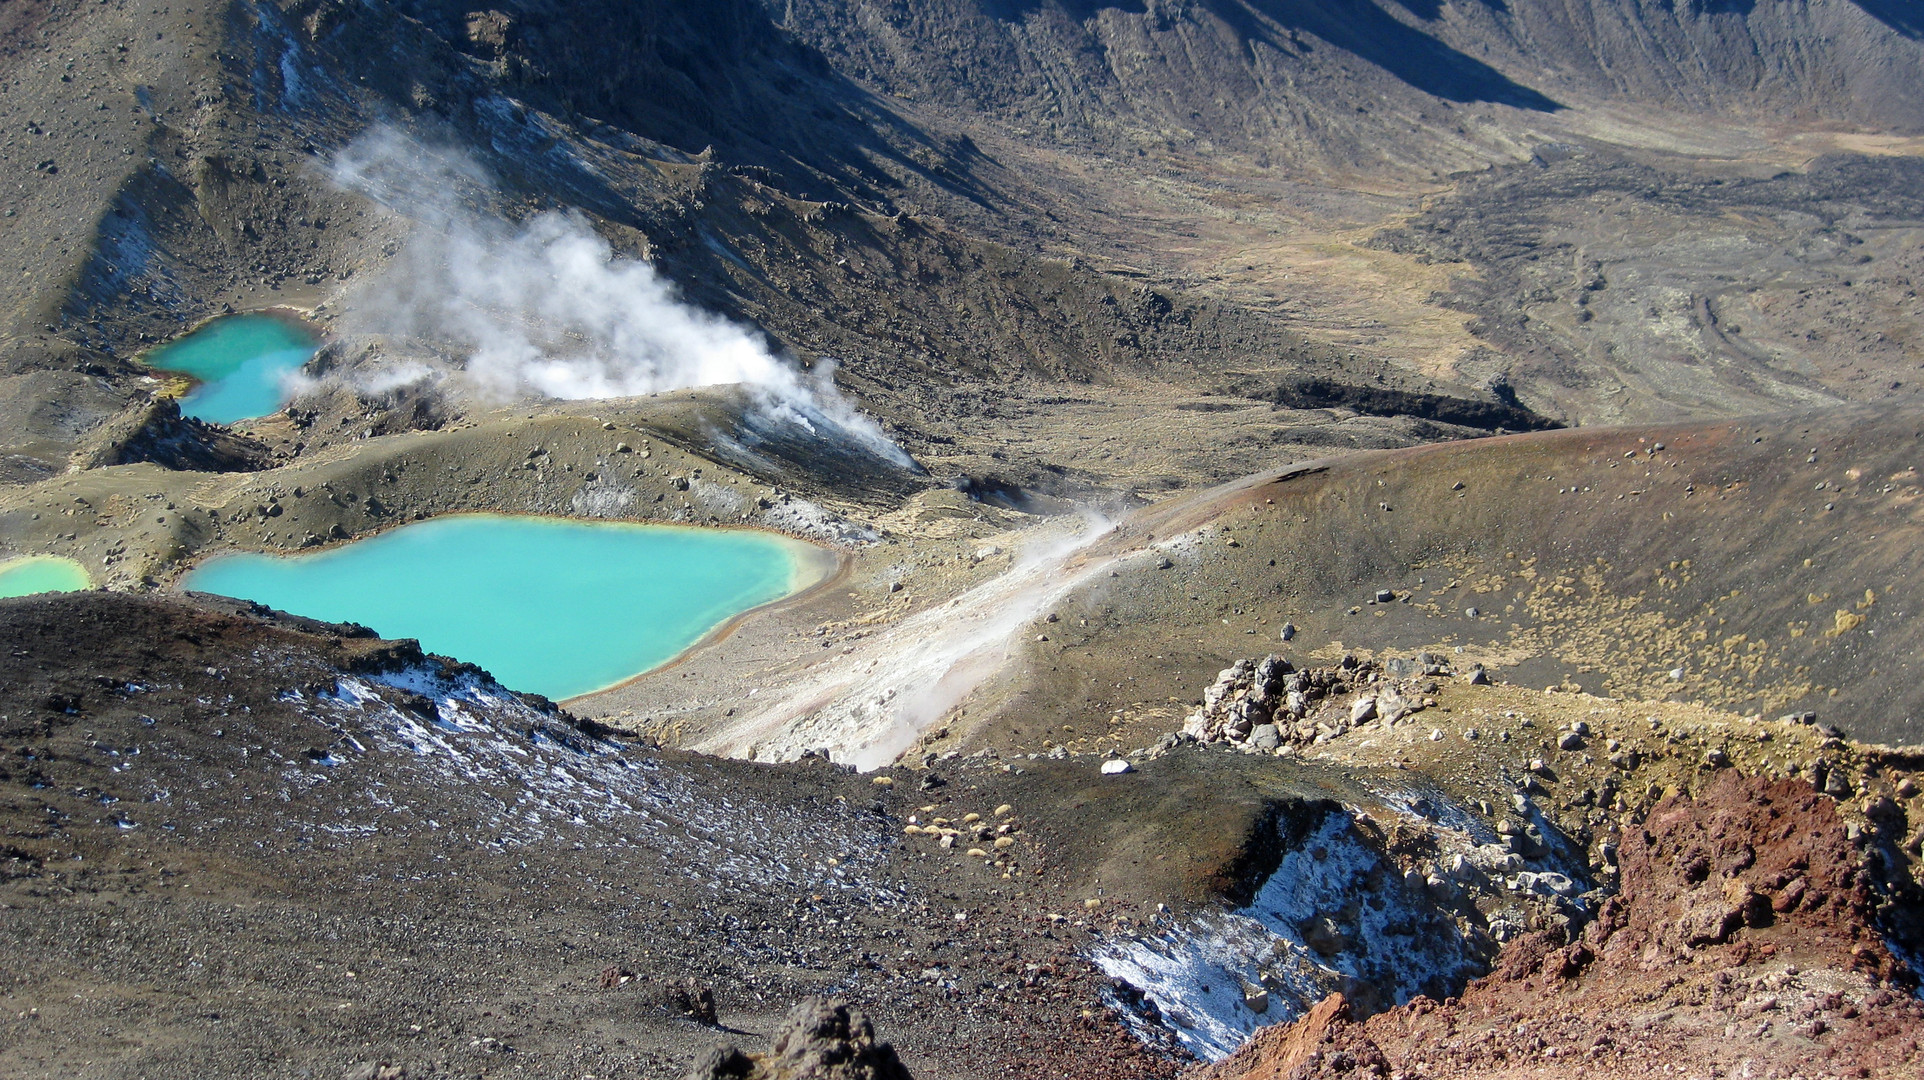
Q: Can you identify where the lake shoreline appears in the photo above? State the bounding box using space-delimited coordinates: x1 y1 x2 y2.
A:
569 536 849 704
181 512 843 702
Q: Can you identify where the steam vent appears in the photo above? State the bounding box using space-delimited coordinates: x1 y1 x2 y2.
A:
2 1 1923 1077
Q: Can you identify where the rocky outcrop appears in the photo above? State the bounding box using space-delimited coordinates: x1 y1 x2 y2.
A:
1193 772 1924 1080
685 999 912 1080
1180 655 1443 754
68 394 271 473
1188 994 1389 1080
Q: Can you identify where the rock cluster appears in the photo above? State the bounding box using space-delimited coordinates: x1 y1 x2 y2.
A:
1193 771 1924 1080
685 999 912 1080
1180 654 1446 753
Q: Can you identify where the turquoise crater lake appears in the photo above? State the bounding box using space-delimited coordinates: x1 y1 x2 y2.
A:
181 516 828 699
142 314 320 424
0 556 91 599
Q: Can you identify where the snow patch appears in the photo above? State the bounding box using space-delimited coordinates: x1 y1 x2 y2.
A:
290 667 900 893
1092 805 1495 1061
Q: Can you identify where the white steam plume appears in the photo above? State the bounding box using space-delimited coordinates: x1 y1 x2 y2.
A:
322 127 910 466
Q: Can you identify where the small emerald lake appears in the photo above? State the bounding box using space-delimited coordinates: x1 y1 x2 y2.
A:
0 556 91 599
142 314 319 424
181 516 827 699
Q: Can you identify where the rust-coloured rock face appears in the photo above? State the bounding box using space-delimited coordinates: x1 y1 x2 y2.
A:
1192 771 1924 1080
1601 776 1898 978
1188 994 1392 1080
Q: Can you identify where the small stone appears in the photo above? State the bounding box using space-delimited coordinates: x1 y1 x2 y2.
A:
993 836 1015 849
994 803 1014 816
1463 666 1490 685
1350 697 1378 723
1428 729 1444 741
1705 748 1730 769
1377 690 1411 724
1535 871 1579 897
1464 606 1480 618
1279 622 1297 642
1155 556 1173 570
871 775 895 787
1374 589 1395 604
887 580 903 593
602 422 617 430
1897 778 1919 799
668 978 718 1025
1529 757 1547 774
1463 728 1480 741
1084 898 1103 910
1100 759 1134 775
1669 667 1686 681
1557 731 1584 752
966 847 989 858
1451 481 1465 491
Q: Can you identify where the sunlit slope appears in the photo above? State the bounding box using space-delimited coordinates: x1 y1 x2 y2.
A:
1010 404 1924 750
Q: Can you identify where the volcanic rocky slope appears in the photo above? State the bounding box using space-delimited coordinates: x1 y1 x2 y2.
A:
615 402 1924 772
3 0 1923 486
3 0 1924 1078
7 582 1924 1077
0 590 1191 1079
1197 770 1924 1080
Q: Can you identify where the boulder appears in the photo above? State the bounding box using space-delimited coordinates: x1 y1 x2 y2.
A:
685 999 912 1080
1376 689 1410 724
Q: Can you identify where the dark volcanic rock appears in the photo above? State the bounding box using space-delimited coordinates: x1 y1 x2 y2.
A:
69 394 272 473
686 999 913 1080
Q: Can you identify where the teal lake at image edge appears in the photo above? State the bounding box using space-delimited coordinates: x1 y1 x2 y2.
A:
0 557 92 599
181 516 814 700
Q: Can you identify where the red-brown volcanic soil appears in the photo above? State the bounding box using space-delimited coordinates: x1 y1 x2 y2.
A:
1194 770 1924 1080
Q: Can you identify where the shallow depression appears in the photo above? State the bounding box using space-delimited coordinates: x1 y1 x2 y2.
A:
140 313 320 424
180 515 828 699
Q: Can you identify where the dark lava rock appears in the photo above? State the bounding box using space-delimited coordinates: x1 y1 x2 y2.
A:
686 999 912 1080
